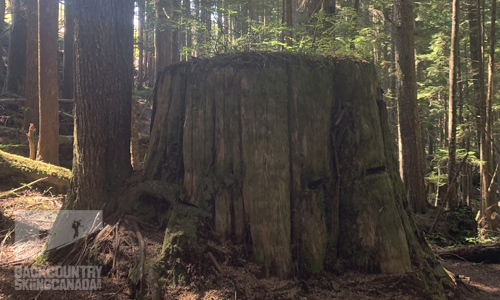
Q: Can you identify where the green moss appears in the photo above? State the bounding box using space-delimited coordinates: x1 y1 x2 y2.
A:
157 202 207 286
0 149 72 180
33 252 49 266
0 126 22 134
135 87 154 101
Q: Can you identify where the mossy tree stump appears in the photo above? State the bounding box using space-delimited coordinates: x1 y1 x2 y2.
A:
144 53 450 292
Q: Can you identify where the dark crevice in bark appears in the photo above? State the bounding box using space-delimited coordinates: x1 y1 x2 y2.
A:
366 166 386 175
285 61 297 275
177 72 187 184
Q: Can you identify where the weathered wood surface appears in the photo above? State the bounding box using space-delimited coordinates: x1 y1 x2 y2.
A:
144 53 446 283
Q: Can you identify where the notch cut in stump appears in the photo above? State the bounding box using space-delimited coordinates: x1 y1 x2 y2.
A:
144 52 451 295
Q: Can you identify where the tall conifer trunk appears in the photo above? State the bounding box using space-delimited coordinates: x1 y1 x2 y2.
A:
394 0 427 213
36 0 59 165
68 0 134 213
447 0 460 209
283 0 293 46
24 0 38 133
469 0 494 231
485 0 498 229
137 0 145 89
4 0 27 96
62 0 75 99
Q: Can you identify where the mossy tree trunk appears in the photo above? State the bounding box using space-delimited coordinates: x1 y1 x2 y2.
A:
144 53 451 295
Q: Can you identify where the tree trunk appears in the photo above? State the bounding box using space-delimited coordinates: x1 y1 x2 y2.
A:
155 0 172 76
24 0 38 133
131 91 141 170
143 0 151 86
62 0 75 99
144 53 451 296
68 0 134 213
323 0 336 15
308 0 322 22
4 0 27 96
447 0 459 209
172 0 180 63
485 0 498 228
183 0 191 61
137 0 145 89
36 0 59 165
469 0 493 232
0 0 6 91
283 0 293 46
394 0 427 213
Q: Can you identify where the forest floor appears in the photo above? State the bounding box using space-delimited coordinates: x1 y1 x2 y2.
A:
0 191 499 300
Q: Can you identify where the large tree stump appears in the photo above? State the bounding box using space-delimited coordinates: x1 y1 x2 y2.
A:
144 53 450 291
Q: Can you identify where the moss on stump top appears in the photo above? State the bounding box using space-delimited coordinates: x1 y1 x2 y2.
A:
161 51 370 74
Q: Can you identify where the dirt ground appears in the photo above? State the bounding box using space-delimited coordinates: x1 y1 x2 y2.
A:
0 191 499 300
441 259 500 300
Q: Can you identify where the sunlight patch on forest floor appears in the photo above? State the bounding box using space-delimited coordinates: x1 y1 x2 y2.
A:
0 190 62 267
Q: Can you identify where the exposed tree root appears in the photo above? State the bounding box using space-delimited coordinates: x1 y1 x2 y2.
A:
208 251 223 275
147 268 161 300
127 216 146 297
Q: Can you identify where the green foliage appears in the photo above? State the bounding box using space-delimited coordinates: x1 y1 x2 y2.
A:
426 148 479 186
425 234 448 247
465 235 500 244
135 87 154 102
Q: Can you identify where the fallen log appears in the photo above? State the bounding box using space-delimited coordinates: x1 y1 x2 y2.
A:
435 242 500 263
0 150 71 193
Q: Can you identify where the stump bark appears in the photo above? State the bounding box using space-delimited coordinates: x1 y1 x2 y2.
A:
144 53 450 293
